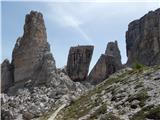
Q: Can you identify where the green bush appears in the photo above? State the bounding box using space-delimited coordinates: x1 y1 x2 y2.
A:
132 62 144 70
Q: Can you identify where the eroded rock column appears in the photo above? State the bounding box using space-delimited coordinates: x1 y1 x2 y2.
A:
11 11 56 85
66 45 94 81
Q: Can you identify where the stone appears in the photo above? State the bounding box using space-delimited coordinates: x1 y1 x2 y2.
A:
88 54 117 84
1 109 14 120
126 8 160 66
23 111 35 120
66 45 94 81
32 52 56 85
11 11 56 85
1 59 14 92
105 41 122 69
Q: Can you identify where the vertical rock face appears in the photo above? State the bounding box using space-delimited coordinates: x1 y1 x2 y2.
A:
126 8 160 66
1 59 14 92
88 54 116 84
88 41 122 84
105 41 122 69
12 11 56 84
66 45 94 81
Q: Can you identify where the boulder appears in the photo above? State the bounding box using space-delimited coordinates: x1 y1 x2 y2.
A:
11 11 56 85
1 109 14 120
126 8 160 66
1 59 14 92
66 45 94 81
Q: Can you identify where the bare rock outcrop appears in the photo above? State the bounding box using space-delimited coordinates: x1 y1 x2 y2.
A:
105 41 122 69
1 59 14 92
126 8 160 66
88 41 122 84
88 54 117 84
66 45 94 81
11 11 56 85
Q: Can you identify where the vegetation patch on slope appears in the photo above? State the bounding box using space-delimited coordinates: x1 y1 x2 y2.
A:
55 65 160 120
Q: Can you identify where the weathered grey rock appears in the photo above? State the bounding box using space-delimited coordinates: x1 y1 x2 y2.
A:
23 111 35 120
105 41 122 69
126 8 160 66
1 109 14 120
66 45 94 81
1 59 14 92
88 54 117 84
32 52 56 85
1 69 88 120
11 11 56 85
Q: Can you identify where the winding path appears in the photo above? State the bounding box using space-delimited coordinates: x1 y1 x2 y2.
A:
48 104 66 120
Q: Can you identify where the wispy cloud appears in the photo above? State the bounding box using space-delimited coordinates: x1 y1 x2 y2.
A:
46 3 94 45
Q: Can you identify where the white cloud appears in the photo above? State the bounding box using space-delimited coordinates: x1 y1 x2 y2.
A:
60 15 82 27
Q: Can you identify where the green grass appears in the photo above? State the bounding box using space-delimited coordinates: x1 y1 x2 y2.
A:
132 62 145 71
100 112 122 120
134 82 143 89
131 105 160 120
88 103 107 119
55 70 135 119
127 89 149 107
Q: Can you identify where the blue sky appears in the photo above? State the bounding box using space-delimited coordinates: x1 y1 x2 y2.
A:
1 1 160 69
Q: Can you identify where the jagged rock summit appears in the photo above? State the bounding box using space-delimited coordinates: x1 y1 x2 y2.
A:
12 11 56 86
105 41 122 69
126 8 160 66
66 45 94 81
88 41 122 84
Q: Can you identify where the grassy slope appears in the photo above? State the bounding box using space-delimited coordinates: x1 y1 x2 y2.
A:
55 65 160 120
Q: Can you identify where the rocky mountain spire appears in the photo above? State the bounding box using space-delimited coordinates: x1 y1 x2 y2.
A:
11 11 56 85
87 54 116 84
126 8 160 66
88 41 122 84
105 40 122 69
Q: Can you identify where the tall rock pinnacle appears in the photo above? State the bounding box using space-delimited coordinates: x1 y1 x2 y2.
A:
105 41 122 69
126 8 160 66
88 41 122 84
88 54 116 84
66 45 94 81
12 11 56 85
